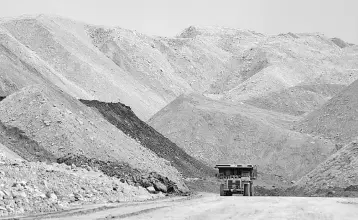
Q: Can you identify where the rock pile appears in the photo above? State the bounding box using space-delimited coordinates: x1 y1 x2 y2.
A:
0 154 164 217
57 154 183 194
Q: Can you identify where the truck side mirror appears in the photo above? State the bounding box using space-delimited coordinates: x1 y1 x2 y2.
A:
252 166 257 179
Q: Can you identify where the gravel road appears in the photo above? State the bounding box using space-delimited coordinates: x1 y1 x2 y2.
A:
6 193 358 220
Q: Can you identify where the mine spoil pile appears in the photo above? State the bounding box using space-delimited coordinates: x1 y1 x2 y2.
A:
0 155 163 217
1 14 358 217
0 84 188 217
57 155 180 194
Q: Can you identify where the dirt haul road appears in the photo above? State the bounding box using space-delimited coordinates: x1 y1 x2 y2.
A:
5 193 358 220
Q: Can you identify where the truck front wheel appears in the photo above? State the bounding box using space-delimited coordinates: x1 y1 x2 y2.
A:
250 183 254 196
220 184 225 196
244 183 250 196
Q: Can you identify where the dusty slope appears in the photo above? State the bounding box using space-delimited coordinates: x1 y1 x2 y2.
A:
292 79 358 193
223 34 358 103
1 16 244 121
295 141 358 194
176 27 358 114
244 84 345 116
91 25 263 97
0 84 187 192
3 16 357 122
0 15 179 120
0 26 89 99
79 99 215 178
296 79 358 145
149 94 335 182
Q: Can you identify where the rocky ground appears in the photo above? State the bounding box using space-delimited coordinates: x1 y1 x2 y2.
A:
0 153 165 217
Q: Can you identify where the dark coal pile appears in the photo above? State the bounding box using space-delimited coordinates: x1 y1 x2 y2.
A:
80 99 216 179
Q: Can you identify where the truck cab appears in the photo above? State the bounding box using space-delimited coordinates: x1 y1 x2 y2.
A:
215 164 257 196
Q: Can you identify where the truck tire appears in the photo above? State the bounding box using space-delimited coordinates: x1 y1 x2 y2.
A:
220 184 225 196
250 183 254 196
244 183 250 196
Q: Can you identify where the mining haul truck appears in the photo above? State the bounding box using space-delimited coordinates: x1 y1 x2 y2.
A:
215 164 257 196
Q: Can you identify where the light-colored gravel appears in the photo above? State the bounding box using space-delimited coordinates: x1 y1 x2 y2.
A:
0 154 164 217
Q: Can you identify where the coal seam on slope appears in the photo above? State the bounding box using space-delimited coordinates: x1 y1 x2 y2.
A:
79 99 216 178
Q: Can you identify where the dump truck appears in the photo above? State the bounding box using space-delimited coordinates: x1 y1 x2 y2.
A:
215 164 257 196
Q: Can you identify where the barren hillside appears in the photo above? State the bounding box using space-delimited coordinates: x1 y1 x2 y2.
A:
291 78 358 192
2 15 357 122
0 85 187 192
149 94 336 182
223 34 358 103
79 99 215 178
295 141 358 194
296 79 358 145
0 15 183 121
243 84 345 116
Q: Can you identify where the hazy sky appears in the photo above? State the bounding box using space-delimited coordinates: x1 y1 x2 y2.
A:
1 0 357 43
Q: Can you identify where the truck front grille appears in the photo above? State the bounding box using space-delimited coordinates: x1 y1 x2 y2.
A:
227 180 233 188
226 179 243 189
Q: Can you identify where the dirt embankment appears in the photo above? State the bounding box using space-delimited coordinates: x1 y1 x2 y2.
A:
80 99 216 179
0 85 188 194
0 155 163 217
57 155 182 195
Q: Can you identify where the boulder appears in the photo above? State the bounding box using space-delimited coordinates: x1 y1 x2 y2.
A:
154 182 168 193
146 186 156 193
